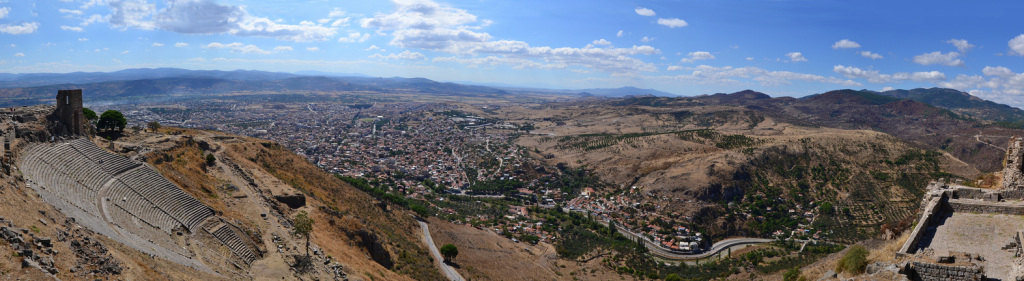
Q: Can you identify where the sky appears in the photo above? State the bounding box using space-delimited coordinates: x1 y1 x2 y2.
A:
2 0 1024 107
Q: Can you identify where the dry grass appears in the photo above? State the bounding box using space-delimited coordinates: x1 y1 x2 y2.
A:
867 231 911 263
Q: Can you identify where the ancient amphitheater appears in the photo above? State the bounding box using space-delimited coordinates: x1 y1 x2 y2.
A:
19 138 259 271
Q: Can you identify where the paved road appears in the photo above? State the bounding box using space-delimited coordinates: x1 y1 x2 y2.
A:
418 220 465 281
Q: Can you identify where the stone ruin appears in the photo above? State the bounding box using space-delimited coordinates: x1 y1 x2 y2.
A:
49 89 87 137
1006 136 1024 190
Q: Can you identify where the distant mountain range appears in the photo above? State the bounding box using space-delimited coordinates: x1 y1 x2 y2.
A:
574 86 676 97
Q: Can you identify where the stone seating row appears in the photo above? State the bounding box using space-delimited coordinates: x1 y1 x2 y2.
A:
69 139 139 175
107 180 180 233
119 168 212 232
211 225 257 265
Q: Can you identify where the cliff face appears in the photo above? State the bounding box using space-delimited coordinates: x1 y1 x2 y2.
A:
1005 137 1024 190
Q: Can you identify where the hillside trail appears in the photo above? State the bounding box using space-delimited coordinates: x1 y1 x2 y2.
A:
418 220 465 281
975 132 1007 152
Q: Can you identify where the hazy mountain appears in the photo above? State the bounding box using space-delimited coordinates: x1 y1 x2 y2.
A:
292 70 371 77
572 86 676 97
873 87 1024 122
0 68 304 88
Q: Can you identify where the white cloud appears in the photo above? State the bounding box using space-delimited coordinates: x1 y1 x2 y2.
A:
946 39 975 53
338 32 370 43
14 53 24 57
785 52 807 62
657 18 687 28
61 25 85 32
641 36 654 43
80 14 106 26
79 38 89 41
433 56 566 69
831 39 860 49
59 9 84 15
833 65 946 83
175 42 188 47
643 65 861 87
859 51 883 59
746 57 753 61
42 43 56 47
306 47 319 52
365 45 380 51
317 19 330 24
0 22 39 35
912 51 964 67
120 50 129 54
329 8 346 18
982 66 1014 77
273 46 293 51
187 57 206 62
1010 34 1024 56
882 87 895 91
331 18 350 27
94 49 100 52
204 42 280 54
680 51 715 63
616 30 623 37
362 0 661 73
0 7 8 19
112 59 121 63
9 44 14 47
570 69 590 74
635 7 655 16
370 50 426 60
667 66 683 71
151 42 163 46
592 39 611 46
106 0 336 42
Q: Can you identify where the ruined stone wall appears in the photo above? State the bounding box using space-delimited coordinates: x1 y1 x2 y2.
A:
52 89 85 136
947 199 1024 215
908 262 984 281
900 192 946 254
1006 137 1024 190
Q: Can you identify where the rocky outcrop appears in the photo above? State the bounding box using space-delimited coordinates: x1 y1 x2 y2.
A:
354 229 393 269
1005 137 1024 190
274 193 306 209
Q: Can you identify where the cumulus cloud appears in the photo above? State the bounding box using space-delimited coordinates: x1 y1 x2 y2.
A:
946 39 975 53
616 30 623 37
1010 34 1024 56
667 66 683 71
641 36 654 43
635 7 655 16
433 56 566 69
331 18 350 27
831 39 860 49
61 25 85 32
151 42 163 46
273 46 293 51
680 51 715 63
338 32 370 43
14 53 24 57
370 50 426 60
982 66 1014 77
645 65 861 87
786 52 807 62
328 8 346 18
882 87 895 91
657 18 687 28
175 42 188 47
79 38 89 41
592 39 611 46
361 0 661 73
912 51 964 67
306 47 319 51
120 50 129 54
365 45 380 51
59 9 84 15
859 51 883 59
187 57 206 62
0 7 8 19
833 65 946 83
746 57 753 61
1 22 39 34
204 42 284 54
106 0 336 42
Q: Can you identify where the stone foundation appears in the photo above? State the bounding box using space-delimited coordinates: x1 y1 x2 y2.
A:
907 262 984 281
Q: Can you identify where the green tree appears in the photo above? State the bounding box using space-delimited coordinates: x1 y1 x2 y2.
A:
98 110 127 131
147 121 161 132
410 204 429 218
440 244 458 262
783 268 801 281
205 153 216 166
820 202 834 215
294 211 315 257
83 108 98 120
664 273 681 281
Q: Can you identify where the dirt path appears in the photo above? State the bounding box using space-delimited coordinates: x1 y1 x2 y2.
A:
418 220 465 281
976 132 1008 152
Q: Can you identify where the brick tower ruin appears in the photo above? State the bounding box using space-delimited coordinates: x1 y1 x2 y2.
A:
52 89 85 136
1005 136 1024 190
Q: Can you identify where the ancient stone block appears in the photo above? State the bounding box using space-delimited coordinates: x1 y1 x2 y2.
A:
1006 137 1024 190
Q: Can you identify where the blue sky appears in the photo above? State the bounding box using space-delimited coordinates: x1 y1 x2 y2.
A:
3 0 1024 107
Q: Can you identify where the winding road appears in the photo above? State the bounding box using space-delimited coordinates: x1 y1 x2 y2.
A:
418 220 465 281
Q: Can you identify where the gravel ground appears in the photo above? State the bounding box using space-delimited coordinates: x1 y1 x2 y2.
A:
922 212 1024 280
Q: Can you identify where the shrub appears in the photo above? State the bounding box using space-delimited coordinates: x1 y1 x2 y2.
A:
783 268 801 281
835 245 869 274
